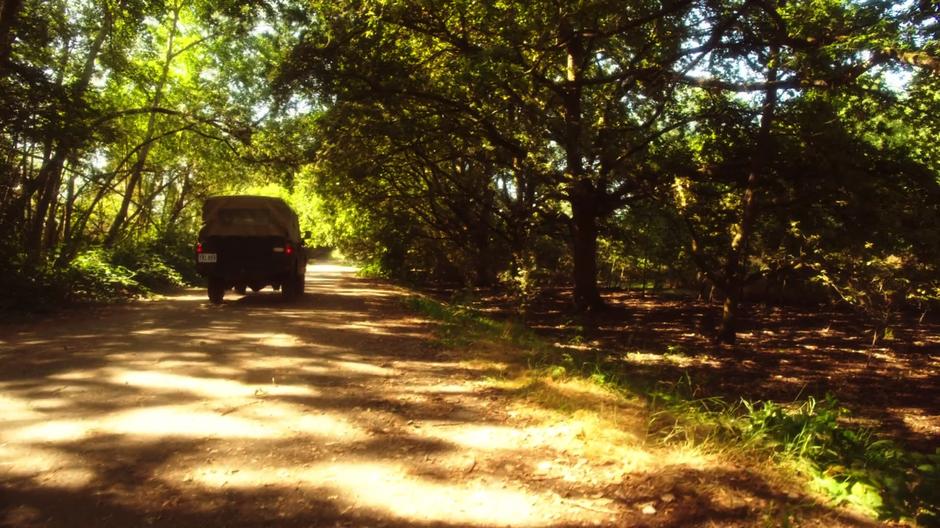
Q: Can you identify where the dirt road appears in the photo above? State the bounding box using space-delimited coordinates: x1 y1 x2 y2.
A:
0 265 877 527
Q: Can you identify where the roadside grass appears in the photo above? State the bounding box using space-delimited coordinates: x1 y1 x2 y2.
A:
404 294 940 527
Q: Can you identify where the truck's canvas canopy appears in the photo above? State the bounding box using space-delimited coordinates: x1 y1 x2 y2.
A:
200 195 301 239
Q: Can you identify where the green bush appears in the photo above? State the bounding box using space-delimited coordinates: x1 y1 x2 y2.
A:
0 240 197 312
111 232 197 288
130 255 185 291
0 255 62 311
63 249 143 302
357 258 391 279
749 397 939 524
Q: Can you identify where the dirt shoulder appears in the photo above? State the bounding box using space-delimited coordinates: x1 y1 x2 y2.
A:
1 265 883 527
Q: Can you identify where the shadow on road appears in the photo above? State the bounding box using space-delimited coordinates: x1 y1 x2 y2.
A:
0 264 878 527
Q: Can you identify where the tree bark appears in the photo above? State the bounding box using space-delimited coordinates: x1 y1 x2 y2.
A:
24 14 107 262
165 170 190 227
61 163 76 253
0 0 22 64
562 21 604 311
716 47 779 344
570 178 603 310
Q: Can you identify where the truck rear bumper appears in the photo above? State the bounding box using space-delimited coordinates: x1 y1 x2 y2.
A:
196 235 306 286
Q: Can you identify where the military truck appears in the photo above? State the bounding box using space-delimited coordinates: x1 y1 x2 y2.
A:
195 195 307 304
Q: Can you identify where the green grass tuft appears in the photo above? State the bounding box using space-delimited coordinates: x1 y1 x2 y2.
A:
651 379 939 524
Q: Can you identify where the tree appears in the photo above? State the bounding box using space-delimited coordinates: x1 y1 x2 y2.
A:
278 0 707 309
670 0 938 343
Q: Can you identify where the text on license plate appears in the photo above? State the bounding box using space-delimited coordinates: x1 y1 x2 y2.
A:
198 253 217 263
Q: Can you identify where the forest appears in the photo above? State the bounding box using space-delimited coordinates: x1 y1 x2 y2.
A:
0 0 939 524
2 0 938 339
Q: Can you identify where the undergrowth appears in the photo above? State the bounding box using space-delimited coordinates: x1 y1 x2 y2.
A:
405 294 940 526
0 246 189 312
652 378 939 525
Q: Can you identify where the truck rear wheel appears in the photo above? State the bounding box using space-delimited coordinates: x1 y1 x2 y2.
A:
282 274 304 300
208 277 225 304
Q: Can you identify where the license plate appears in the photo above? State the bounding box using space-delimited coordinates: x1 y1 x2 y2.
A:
198 253 217 263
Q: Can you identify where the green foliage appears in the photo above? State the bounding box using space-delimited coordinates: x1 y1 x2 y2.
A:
652 383 940 524
64 250 142 302
0 248 143 312
810 250 939 340
0 0 278 307
0 241 195 312
599 203 693 291
127 255 186 292
2 0 937 316
497 257 544 307
111 232 196 290
355 259 390 279
0 254 66 312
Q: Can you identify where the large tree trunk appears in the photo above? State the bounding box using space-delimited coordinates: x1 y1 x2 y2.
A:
26 151 66 256
61 162 76 251
570 179 603 310
716 49 779 344
474 242 493 287
562 22 604 311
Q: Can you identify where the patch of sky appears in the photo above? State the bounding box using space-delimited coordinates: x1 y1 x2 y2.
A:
284 96 315 117
89 151 105 170
252 21 277 38
252 101 271 123
888 0 914 17
200 68 219 83
494 171 517 200
873 65 913 94
90 70 109 90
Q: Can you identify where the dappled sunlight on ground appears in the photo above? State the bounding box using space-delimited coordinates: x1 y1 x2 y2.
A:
0 443 95 488
0 264 880 527
309 263 360 274
174 460 563 526
481 287 940 450
112 370 319 398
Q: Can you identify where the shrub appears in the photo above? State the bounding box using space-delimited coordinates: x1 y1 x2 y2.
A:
0 243 192 312
130 255 185 291
111 232 197 288
63 249 143 302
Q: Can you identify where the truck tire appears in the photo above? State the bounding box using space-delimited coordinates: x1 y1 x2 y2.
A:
281 277 294 300
282 273 303 300
208 277 225 304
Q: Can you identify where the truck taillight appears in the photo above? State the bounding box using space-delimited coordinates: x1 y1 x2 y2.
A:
285 243 294 255
196 242 203 254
